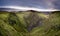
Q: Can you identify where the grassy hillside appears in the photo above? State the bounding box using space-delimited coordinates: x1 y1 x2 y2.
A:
0 11 60 36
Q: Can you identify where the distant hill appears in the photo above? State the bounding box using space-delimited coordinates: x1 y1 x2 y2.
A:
0 8 57 12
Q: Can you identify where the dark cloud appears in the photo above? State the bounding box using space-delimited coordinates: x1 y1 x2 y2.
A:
0 0 60 10
53 0 60 9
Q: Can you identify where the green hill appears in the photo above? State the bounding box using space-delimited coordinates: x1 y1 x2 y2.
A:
0 11 60 36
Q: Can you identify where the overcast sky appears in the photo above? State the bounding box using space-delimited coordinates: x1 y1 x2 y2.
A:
0 0 60 11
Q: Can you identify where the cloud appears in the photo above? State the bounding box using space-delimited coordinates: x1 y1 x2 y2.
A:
53 0 60 9
44 0 55 9
0 6 58 12
0 0 60 10
45 0 60 10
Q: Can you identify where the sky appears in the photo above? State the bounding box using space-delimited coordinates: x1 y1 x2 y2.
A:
0 0 60 11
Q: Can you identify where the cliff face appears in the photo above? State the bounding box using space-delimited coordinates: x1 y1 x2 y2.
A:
0 11 60 36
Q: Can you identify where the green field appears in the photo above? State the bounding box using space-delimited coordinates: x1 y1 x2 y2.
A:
0 11 60 36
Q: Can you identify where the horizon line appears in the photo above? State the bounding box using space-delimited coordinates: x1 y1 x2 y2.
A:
0 6 59 12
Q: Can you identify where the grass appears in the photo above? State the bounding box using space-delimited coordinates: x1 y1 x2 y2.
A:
0 11 60 36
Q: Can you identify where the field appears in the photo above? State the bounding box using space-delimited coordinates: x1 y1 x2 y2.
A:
0 11 60 36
